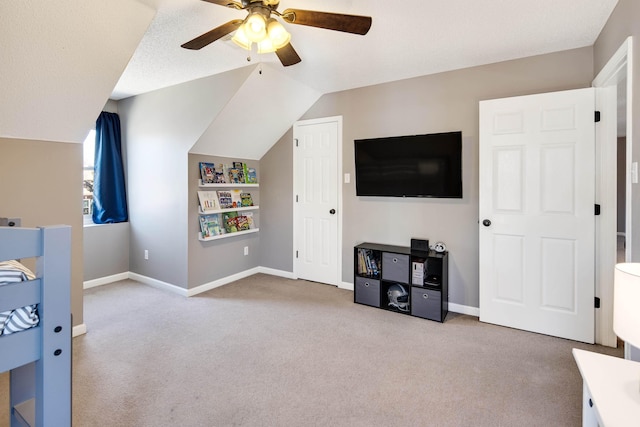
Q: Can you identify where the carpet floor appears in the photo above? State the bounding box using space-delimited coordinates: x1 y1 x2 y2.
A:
1 274 623 426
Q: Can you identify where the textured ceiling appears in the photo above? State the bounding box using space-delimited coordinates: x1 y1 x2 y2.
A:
113 0 619 100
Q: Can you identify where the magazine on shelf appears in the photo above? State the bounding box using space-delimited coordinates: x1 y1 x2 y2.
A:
228 166 245 184
200 214 222 238
245 167 258 184
197 191 219 212
199 162 216 184
222 211 239 233
229 189 243 208
240 192 254 207
217 191 233 209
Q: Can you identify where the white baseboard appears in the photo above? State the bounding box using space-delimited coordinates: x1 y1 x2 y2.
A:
186 267 263 297
339 281 354 291
448 303 479 317
128 272 189 297
73 323 87 337
255 266 296 280
84 272 129 289
86 270 480 318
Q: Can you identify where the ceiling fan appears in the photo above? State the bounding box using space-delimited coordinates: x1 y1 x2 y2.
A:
181 0 372 67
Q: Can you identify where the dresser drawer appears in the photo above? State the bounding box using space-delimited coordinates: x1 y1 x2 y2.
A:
411 287 442 321
382 252 409 283
354 276 380 307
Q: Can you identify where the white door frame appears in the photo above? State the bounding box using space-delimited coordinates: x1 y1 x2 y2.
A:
592 36 634 347
292 116 344 286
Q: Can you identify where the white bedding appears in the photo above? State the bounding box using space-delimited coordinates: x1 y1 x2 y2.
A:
0 260 39 335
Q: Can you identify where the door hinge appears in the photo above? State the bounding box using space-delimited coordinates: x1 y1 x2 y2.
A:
296 250 299 258
594 297 601 309
595 204 601 215
295 138 299 147
595 111 601 122
296 195 299 202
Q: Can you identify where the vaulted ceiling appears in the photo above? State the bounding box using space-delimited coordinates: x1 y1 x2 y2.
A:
0 0 619 155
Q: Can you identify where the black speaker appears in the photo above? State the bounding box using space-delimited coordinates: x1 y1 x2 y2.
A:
411 238 429 253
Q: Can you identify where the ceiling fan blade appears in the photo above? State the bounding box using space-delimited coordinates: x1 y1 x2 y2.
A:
281 9 372 35
275 43 302 67
181 20 243 50
201 0 243 9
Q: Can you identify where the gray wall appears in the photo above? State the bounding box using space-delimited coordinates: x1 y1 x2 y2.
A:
83 222 130 281
187 154 261 288
259 128 295 272
118 67 253 289
0 138 84 327
594 0 640 260
261 47 594 308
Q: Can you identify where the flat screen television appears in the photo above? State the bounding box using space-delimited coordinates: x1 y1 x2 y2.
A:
354 131 462 198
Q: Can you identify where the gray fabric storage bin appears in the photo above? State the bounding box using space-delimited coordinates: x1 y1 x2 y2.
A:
355 276 380 307
382 252 409 283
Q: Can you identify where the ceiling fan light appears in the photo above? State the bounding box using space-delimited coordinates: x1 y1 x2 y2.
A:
231 24 251 49
267 19 290 50
244 12 267 43
257 38 276 54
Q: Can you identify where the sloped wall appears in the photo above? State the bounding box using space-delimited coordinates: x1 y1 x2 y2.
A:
0 0 155 143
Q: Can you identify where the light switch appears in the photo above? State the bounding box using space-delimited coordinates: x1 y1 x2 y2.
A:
344 173 351 184
632 162 638 184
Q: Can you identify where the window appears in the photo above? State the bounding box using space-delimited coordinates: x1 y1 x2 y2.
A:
83 129 96 221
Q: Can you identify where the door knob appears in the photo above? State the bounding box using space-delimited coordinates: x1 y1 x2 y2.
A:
482 219 491 227
329 209 336 215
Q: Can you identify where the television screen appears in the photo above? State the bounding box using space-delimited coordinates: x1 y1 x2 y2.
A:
354 131 462 198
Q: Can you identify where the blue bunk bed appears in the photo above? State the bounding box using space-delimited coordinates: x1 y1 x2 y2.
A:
0 225 72 426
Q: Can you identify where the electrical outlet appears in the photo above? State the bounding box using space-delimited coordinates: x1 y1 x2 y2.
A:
144 250 149 260
244 246 249 256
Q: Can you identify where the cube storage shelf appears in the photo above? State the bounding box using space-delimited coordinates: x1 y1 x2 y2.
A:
354 242 448 322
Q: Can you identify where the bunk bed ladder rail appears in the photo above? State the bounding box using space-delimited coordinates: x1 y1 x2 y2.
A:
0 226 72 427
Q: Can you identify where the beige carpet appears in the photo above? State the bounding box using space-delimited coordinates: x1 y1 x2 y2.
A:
2 274 622 426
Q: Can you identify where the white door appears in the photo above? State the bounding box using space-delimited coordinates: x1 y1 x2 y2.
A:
293 117 341 285
479 88 596 343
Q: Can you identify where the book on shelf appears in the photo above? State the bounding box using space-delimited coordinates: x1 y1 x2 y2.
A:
245 167 258 184
200 214 222 238
221 211 255 233
213 163 227 183
217 191 233 209
197 191 219 212
199 162 216 184
229 189 243 208
228 165 245 184
242 212 255 230
222 211 239 233
240 192 254 207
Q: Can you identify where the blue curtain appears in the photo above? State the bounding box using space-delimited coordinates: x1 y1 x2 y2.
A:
92 112 128 224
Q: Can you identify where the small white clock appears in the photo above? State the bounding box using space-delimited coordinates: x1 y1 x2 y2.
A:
433 242 447 253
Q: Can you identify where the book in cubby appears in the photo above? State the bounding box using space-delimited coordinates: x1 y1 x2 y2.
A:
200 214 222 238
217 191 233 209
197 190 219 212
356 248 381 278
